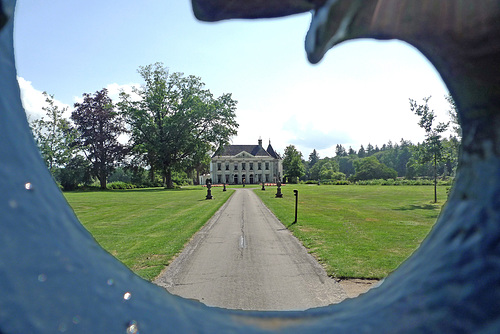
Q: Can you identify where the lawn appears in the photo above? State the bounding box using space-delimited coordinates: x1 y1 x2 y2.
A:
254 184 447 279
64 186 233 281
65 184 447 281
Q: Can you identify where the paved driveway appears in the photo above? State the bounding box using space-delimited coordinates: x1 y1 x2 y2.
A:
154 188 347 311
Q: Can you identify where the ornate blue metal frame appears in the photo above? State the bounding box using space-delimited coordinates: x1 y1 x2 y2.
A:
1 0 499 332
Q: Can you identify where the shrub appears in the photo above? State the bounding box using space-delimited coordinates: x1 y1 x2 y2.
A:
322 180 350 185
55 156 92 191
107 182 136 190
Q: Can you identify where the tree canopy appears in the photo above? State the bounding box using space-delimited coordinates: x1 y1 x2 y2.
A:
30 92 76 173
352 156 397 181
282 145 305 183
410 96 449 202
119 62 238 188
72 88 127 189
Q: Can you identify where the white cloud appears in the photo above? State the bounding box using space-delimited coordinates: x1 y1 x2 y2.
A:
105 82 141 102
72 83 141 106
17 77 71 121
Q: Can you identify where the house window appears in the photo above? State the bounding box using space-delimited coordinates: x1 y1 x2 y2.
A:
265 162 269 170
249 163 253 171
234 163 238 171
258 162 262 170
242 163 246 170
265 174 269 182
225 175 229 184
217 163 221 171
225 163 229 171
217 175 222 183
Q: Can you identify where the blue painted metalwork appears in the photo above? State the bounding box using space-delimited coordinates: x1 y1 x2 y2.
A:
1 0 499 332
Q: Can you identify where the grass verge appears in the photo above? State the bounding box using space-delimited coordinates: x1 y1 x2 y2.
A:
255 184 447 279
64 186 233 281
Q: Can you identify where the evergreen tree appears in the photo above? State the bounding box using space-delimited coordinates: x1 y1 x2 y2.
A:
358 145 366 158
348 146 356 156
308 149 320 169
366 143 375 156
335 144 347 157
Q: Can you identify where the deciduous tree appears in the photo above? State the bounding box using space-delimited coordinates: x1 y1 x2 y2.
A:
410 96 449 202
119 63 238 188
72 88 127 189
30 92 76 174
352 156 397 181
282 145 305 183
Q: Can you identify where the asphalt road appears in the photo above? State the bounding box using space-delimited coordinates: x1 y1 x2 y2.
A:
154 188 347 311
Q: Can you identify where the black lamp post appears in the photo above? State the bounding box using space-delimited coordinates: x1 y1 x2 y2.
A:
293 189 298 224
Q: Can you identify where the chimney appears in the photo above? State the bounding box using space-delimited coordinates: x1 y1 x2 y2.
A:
258 137 262 146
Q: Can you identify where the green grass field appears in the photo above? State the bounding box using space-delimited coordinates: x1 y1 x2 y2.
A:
255 184 447 279
64 187 233 280
65 184 446 281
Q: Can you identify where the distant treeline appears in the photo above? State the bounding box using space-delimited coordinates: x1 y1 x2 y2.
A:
300 137 460 184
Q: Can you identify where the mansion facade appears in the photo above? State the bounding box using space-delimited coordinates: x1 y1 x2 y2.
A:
210 139 282 185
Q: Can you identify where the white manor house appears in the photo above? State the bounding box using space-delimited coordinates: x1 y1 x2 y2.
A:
210 139 283 185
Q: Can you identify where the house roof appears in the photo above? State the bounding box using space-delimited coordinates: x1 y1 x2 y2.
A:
266 143 280 159
213 142 281 159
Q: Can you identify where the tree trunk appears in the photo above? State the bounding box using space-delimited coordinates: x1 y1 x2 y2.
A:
195 168 200 185
164 168 174 189
99 170 107 190
149 166 155 184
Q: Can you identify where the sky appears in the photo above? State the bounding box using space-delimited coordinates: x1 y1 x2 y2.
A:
13 0 451 159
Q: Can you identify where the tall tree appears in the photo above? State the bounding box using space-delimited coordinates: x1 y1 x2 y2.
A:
72 88 127 189
308 149 320 169
410 96 449 202
30 92 76 174
119 63 238 188
282 145 305 183
366 143 375 156
348 146 356 156
335 144 347 157
445 93 461 139
358 145 366 158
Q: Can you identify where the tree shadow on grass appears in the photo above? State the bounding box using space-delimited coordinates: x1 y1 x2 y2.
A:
394 204 437 211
